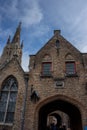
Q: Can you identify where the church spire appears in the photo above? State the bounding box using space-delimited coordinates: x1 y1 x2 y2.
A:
12 22 21 43
0 23 23 66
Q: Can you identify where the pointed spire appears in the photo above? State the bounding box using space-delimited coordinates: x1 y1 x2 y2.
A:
7 35 11 44
12 22 22 43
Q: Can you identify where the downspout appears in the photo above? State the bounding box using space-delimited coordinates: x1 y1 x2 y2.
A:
21 72 29 130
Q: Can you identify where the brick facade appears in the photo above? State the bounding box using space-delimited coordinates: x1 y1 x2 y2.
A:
0 26 87 130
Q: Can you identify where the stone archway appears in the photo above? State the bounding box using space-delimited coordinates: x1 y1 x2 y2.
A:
38 99 83 130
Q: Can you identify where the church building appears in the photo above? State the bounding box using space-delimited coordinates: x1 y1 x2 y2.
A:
0 23 87 130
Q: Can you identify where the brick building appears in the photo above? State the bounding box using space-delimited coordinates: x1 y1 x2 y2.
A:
0 24 87 130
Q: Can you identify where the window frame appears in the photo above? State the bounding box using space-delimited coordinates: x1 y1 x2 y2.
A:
65 61 77 76
0 76 18 125
41 62 52 77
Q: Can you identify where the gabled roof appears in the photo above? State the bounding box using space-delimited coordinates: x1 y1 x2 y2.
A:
35 31 81 57
0 55 24 73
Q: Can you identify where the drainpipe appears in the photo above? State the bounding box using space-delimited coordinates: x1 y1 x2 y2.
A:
21 72 29 130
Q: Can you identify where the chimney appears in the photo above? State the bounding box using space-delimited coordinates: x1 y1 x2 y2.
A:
54 30 61 35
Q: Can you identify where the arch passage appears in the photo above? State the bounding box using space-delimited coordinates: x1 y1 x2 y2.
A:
38 100 83 130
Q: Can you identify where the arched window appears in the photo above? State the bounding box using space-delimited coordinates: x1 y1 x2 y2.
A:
0 76 18 124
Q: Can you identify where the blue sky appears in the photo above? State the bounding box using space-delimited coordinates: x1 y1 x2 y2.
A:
0 0 87 71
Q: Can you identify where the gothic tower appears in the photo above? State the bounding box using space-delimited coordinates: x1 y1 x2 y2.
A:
0 22 23 67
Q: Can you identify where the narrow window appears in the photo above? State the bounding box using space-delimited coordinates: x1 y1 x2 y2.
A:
42 62 52 76
0 76 18 124
55 40 60 48
66 62 76 75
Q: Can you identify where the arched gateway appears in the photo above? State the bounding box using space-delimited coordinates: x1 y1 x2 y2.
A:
36 96 83 130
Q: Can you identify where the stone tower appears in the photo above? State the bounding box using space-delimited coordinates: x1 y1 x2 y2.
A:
0 22 23 67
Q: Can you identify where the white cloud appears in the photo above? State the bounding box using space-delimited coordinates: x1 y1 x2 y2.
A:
19 1 43 27
0 0 43 27
30 24 50 38
0 0 18 18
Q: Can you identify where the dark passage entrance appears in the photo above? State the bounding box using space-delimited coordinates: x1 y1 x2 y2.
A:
38 100 82 130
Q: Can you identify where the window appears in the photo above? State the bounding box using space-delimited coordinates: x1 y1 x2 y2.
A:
55 40 60 48
0 76 18 124
42 62 52 76
65 62 76 75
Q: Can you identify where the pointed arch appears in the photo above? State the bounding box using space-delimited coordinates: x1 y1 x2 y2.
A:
42 54 52 62
65 53 74 61
34 95 84 130
0 75 18 124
